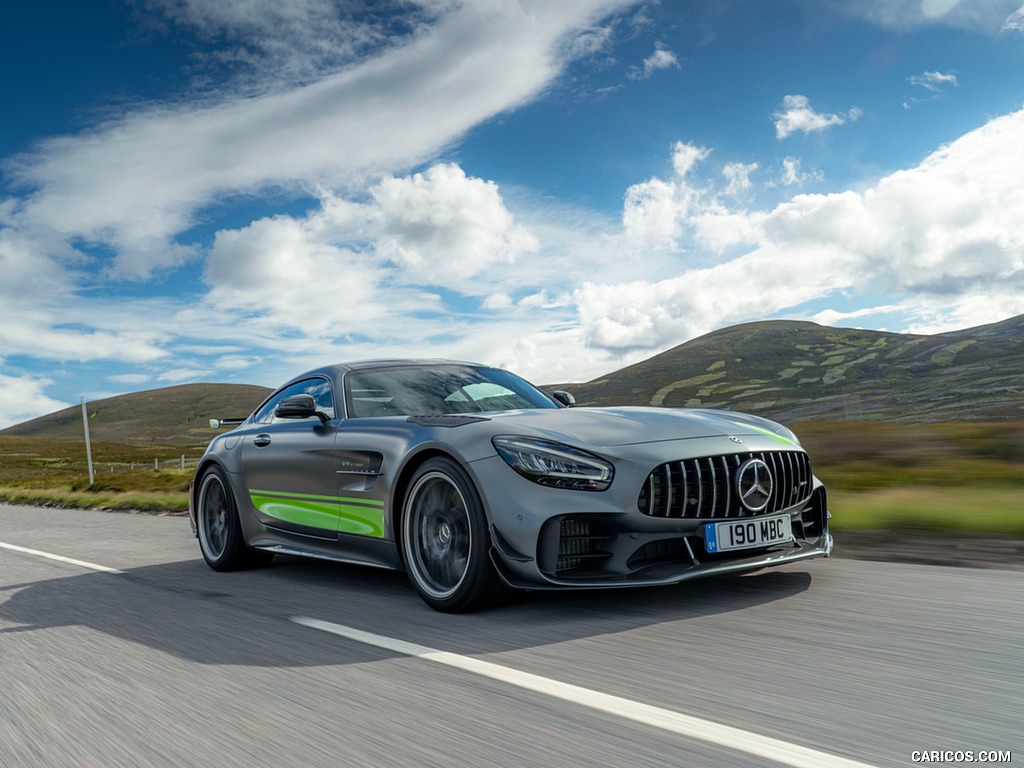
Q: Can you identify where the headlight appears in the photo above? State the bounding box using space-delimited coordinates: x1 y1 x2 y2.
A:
491 436 613 491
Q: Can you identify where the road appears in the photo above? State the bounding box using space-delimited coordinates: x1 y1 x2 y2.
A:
0 503 1019 768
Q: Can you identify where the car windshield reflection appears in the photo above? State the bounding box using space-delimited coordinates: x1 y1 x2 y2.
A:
345 365 558 417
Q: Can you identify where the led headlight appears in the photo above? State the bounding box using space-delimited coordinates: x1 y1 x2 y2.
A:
492 436 613 491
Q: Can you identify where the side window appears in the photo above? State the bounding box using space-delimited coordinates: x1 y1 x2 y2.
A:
253 378 336 424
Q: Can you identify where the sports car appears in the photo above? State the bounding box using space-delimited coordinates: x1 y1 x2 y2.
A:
189 359 833 612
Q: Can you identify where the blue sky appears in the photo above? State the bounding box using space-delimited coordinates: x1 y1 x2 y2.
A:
2 0 1024 428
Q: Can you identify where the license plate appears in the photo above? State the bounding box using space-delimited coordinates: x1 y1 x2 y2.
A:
705 514 792 553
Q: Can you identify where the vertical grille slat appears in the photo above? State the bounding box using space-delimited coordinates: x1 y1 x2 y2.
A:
638 451 813 520
718 456 731 518
677 460 689 516
694 459 705 517
661 463 673 517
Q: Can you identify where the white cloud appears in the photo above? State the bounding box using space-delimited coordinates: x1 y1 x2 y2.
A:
776 156 822 187
3 0 633 280
818 0 1023 32
563 107 1024 357
196 162 538 346
108 374 152 385
909 70 959 91
628 43 680 79
0 372 72 429
1004 5 1024 31
135 1 481 99
773 95 860 139
905 70 959 106
372 164 538 282
721 162 758 197
158 368 212 383
622 142 710 250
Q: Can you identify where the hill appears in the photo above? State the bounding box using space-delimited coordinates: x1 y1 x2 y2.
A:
563 314 1023 422
1 383 271 447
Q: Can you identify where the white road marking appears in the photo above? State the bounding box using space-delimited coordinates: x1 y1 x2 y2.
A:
293 616 880 768
0 541 126 574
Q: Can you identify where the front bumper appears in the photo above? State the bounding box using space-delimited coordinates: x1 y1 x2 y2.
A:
468 445 832 590
492 528 833 589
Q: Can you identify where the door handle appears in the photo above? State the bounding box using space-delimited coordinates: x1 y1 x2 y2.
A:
253 434 271 447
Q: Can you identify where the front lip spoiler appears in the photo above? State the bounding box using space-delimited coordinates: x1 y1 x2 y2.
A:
492 533 834 591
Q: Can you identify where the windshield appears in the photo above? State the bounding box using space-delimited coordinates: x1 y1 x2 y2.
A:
345 365 558 418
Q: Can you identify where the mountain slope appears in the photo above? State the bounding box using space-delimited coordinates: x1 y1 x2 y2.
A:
1 383 271 446
565 316 1023 422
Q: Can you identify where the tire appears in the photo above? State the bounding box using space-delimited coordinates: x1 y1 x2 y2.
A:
401 457 506 612
196 466 274 571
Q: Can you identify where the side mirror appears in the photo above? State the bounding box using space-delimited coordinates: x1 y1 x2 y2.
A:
551 390 576 408
275 394 329 422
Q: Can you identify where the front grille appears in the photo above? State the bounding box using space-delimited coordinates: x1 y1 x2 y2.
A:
638 451 812 519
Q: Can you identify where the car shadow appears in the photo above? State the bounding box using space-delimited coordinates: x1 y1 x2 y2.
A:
0 554 815 668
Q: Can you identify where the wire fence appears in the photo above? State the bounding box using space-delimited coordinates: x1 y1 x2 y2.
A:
80 456 204 474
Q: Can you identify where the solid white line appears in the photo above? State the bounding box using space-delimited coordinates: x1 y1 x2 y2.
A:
0 541 126 574
292 616 880 768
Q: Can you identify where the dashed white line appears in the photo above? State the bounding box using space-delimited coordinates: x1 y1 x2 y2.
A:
292 616 880 768
0 541 125 574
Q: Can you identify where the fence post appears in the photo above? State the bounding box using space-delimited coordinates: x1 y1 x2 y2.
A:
154 458 159 471
181 455 185 470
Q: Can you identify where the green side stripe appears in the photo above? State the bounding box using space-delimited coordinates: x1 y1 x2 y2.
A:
728 421 796 446
250 489 384 507
250 490 385 538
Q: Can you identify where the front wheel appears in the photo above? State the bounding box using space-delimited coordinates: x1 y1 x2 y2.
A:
401 457 505 612
196 466 273 571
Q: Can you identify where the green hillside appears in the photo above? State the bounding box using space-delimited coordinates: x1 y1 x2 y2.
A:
563 315 1024 422
1 383 271 447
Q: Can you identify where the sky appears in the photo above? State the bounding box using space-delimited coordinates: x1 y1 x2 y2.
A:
2 0 1024 428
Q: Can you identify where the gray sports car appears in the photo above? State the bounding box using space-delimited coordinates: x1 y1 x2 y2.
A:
189 359 833 612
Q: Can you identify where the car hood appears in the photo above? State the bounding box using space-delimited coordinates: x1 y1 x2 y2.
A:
483 406 799 448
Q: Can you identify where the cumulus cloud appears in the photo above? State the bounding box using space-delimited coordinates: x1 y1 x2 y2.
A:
372 164 538 280
568 108 1024 356
191 161 540 357
773 95 861 139
622 142 710 250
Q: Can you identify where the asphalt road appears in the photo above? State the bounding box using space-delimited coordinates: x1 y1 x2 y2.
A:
1 503 1019 768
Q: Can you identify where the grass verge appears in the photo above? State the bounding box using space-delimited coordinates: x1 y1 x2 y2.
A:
0 486 189 514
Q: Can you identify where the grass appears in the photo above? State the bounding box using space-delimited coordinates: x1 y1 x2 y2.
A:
1 422 1022 536
0 484 190 514
0 435 195 512
829 487 1024 536
796 420 1024 536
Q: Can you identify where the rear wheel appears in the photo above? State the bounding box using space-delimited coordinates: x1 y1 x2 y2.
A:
402 457 505 612
196 466 273 571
